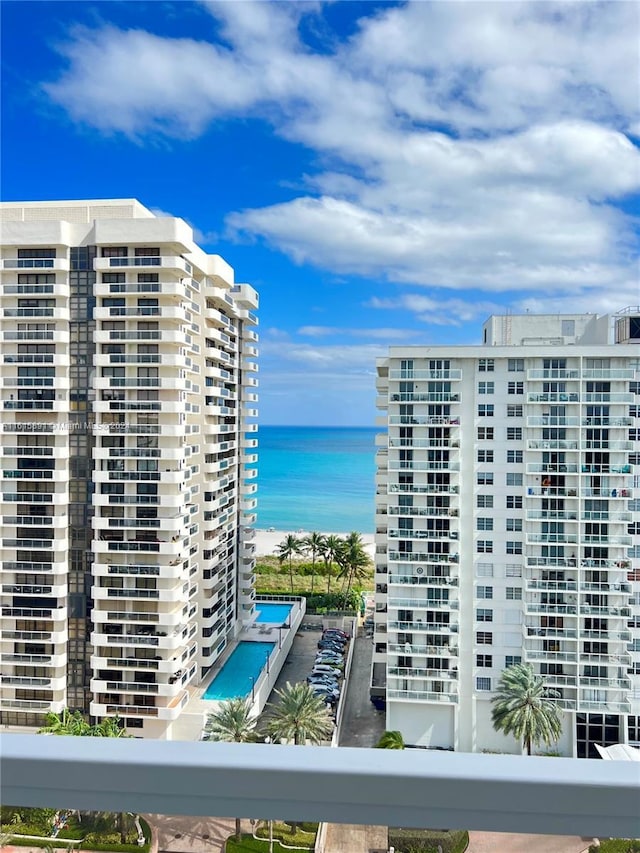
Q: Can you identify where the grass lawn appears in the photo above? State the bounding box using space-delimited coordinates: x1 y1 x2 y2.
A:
589 842 640 853
225 835 307 852
255 555 373 596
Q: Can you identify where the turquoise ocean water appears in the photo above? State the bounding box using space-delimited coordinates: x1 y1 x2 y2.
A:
254 426 377 533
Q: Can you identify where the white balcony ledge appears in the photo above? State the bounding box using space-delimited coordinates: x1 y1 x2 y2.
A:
1 735 639 839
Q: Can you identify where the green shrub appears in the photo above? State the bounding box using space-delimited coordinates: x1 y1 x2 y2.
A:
388 828 469 853
590 841 640 853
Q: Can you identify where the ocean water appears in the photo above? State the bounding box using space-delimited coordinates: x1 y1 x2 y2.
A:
254 426 377 533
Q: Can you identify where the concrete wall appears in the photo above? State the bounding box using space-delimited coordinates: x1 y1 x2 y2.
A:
387 701 455 749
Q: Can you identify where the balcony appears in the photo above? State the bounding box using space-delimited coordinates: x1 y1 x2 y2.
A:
527 369 580 379
388 620 457 633
94 255 190 272
388 552 457 564
2 258 69 271
388 483 459 494
387 688 458 703
527 440 578 450
388 370 462 380
388 416 460 426
527 417 579 426
526 463 578 474
390 393 460 403
389 529 457 540
389 461 460 472
389 598 458 610
3 734 639 839
527 392 580 403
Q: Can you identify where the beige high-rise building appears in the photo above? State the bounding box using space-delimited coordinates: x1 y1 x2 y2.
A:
0 199 258 738
372 310 640 757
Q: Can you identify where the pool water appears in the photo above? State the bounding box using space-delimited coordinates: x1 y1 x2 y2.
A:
255 602 293 625
203 641 276 701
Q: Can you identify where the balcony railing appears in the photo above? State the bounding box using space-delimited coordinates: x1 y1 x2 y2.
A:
3 735 639 837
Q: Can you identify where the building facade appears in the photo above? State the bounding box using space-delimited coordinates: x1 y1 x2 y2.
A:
0 200 258 738
372 310 640 757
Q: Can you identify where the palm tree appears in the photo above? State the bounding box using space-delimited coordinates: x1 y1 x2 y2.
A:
319 534 344 594
337 531 369 604
276 534 302 593
92 714 128 737
204 698 257 840
375 730 405 749
38 708 91 736
265 681 333 746
38 709 132 842
491 663 563 755
301 532 325 596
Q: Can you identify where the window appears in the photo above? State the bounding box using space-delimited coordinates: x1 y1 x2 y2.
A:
478 359 494 372
505 564 522 578
508 382 524 395
478 382 495 394
476 563 494 577
506 518 523 532
506 541 523 554
505 655 522 668
476 654 493 667
477 450 494 462
476 631 493 644
506 472 523 486
478 404 494 417
507 450 523 464
477 541 493 554
18 248 56 258
477 586 493 599
506 495 523 509
477 472 494 485
477 427 494 440
477 495 494 508
477 518 494 531
507 427 523 440
507 405 523 417
506 587 522 600
508 359 525 372
476 677 492 691
101 246 127 257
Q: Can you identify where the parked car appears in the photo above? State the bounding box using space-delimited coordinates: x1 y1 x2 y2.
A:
312 665 342 677
322 631 347 642
323 628 351 640
307 676 339 688
315 656 343 666
317 640 345 651
310 686 339 701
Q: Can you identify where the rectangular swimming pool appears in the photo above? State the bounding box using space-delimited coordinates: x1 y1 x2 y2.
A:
255 602 293 625
203 641 276 701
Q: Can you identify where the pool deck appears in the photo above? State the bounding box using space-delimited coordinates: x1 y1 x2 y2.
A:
172 598 306 741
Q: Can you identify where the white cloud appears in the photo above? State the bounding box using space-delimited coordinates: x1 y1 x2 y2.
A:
297 325 421 340
369 294 504 327
43 1 640 298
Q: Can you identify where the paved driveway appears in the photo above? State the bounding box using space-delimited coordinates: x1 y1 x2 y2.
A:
467 831 593 853
146 813 241 853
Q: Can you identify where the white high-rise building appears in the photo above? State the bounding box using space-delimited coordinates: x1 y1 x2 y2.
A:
372 310 640 757
0 199 258 738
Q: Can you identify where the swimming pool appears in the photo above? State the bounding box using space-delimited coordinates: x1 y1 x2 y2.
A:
203 641 276 701
255 602 293 625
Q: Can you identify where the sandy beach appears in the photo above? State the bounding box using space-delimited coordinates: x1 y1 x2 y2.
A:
254 528 375 560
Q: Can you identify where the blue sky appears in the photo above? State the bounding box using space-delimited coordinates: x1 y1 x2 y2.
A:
2 1 639 425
